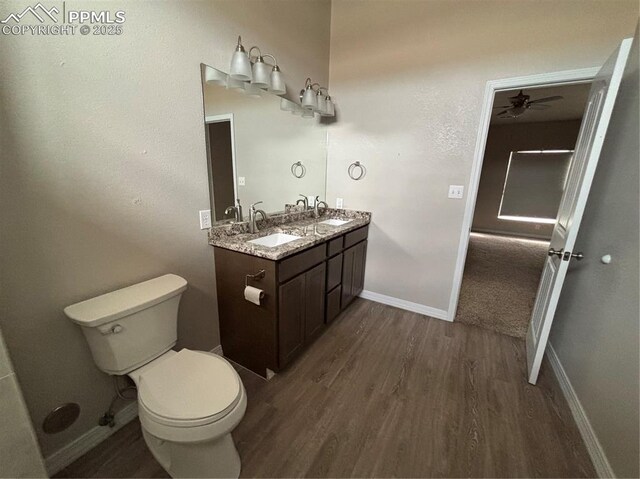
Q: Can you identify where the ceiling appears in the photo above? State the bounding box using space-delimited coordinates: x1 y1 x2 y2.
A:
491 82 592 125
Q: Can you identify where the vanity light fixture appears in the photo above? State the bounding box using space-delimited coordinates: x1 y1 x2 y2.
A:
229 36 287 95
299 78 335 117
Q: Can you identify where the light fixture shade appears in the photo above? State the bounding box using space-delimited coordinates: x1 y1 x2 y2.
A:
230 50 252 81
325 97 335 116
316 94 327 115
243 82 262 96
251 59 271 88
301 87 317 110
205 66 228 86
270 68 286 95
302 108 315 118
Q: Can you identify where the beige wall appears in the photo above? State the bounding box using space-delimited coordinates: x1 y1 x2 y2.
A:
326 0 638 312
550 28 639 478
0 0 331 461
204 81 328 215
472 120 582 239
0 328 47 478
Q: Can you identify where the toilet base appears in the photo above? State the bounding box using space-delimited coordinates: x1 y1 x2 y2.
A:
142 428 241 478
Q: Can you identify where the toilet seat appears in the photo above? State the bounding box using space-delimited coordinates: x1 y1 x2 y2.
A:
138 349 242 428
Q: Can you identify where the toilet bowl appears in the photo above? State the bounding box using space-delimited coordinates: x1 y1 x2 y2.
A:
64 274 246 478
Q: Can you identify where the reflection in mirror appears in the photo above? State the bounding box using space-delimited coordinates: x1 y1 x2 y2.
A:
201 64 327 222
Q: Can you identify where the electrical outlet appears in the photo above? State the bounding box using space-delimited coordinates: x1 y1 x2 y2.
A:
238 177 246 186
336 197 344 208
199 210 212 229
307 195 315 207
448 185 464 199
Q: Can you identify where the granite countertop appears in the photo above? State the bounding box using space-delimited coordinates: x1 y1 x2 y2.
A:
208 208 371 261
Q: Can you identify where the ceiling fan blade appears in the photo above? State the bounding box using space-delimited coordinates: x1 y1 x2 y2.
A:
529 95 564 104
528 104 551 110
493 105 513 109
496 110 512 117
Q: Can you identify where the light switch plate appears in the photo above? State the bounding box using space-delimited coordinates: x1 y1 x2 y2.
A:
336 197 344 209
238 177 246 186
448 185 464 199
199 210 212 229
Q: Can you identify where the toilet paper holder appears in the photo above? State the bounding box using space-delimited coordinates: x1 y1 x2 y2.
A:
245 270 266 287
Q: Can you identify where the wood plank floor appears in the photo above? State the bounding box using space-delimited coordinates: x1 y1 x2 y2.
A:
56 299 595 478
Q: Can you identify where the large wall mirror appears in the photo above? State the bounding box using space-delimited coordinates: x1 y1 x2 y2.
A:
200 64 328 222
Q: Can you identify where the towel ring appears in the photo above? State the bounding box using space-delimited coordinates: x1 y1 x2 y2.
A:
348 161 366 181
291 161 306 179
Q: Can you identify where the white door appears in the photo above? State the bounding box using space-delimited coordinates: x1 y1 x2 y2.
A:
526 38 633 385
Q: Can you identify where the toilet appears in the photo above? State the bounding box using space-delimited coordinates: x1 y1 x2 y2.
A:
63 274 246 478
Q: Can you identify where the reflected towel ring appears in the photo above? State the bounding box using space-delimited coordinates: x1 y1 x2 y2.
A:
348 161 366 180
291 161 306 179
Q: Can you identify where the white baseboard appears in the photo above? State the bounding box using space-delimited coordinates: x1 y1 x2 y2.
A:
210 345 223 356
359 290 450 321
547 345 614 478
45 401 139 476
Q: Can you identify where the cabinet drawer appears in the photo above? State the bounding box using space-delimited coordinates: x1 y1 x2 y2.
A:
326 285 342 324
327 236 343 257
278 244 326 283
344 225 369 248
327 253 343 291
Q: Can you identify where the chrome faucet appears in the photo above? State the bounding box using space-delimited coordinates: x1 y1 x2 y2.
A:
296 194 309 210
313 196 329 218
249 201 267 233
224 199 243 222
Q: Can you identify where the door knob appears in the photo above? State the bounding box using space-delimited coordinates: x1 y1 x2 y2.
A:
548 248 563 258
565 251 584 261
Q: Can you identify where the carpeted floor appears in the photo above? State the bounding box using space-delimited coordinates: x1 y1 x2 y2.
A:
455 232 549 338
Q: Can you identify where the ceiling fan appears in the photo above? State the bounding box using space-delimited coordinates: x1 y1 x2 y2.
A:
494 90 564 119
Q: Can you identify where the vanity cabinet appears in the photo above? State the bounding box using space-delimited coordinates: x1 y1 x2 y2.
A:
214 224 368 378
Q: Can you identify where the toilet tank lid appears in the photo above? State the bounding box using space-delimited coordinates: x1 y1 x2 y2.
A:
63 274 187 327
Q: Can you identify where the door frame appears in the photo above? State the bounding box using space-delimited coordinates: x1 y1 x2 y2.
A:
205 113 239 209
447 67 600 322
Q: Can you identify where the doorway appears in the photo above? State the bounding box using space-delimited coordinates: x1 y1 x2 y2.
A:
205 114 238 221
455 83 591 337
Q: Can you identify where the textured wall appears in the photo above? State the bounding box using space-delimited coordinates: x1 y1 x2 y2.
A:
472 120 582 239
0 0 331 460
326 0 638 312
550 29 639 478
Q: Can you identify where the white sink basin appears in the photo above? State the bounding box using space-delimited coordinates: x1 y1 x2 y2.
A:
319 218 352 226
248 233 302 248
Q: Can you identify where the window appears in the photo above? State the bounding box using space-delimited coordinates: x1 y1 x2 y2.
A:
498 150 573 224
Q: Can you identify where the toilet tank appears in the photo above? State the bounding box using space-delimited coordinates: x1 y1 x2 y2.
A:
64 274 188 375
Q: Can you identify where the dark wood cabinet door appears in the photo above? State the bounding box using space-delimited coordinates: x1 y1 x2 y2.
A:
353 240 367 297
341 245 355 307
278 274 306 367
304 263 326 342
